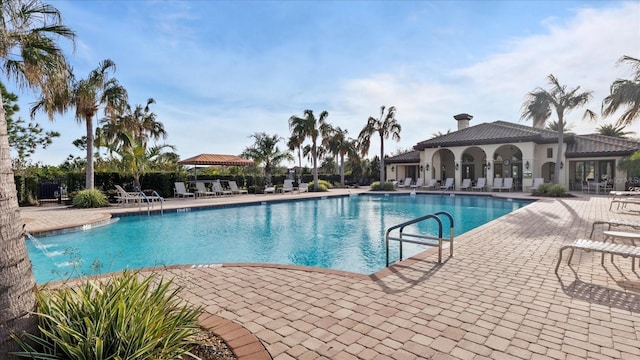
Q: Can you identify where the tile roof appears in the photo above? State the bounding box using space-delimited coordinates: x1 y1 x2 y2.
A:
413 121 564 150
385 150 420 164
566 134 640 157
177 154 255 166
407 120 638 159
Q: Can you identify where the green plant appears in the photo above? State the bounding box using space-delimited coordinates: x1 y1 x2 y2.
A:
370 181 395 191
71 189 110 208
12 272 202 360
308 179 332 191
533 183 568 197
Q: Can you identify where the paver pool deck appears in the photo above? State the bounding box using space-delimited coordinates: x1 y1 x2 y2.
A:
22 189 640 359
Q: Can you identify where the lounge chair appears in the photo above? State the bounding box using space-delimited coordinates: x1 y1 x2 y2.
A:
590 219 640 239
298 183 309 193
500 177 513 192
195 182 216 198
398 177 412 189
174 182 195 198
491 178 503 191
114 185 143 205
609 197 640 211
555 238 640 273
281 179 296 194
264 186 276 194
531 178 544 192
212 180 232 196
229 181 248 194
440 178 454 191
411 178 424 190
472 178 486 191
422 179 438 190
460 179 471 191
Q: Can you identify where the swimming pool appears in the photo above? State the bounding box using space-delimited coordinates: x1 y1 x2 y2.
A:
27 194 531 283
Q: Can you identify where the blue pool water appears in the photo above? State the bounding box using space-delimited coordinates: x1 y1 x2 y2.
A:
27 194 531 283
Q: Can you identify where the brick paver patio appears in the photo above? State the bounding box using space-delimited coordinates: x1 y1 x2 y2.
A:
23 191 640 359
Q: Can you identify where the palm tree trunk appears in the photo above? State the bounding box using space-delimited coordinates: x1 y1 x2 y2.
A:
297 146 302 183
554 113 564 184
312 143 318 190
379 135 385 185
340 154 345 187
86 116 95 189
0 93 37 358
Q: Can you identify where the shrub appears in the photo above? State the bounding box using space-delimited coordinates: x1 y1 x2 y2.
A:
13 272 202 360
71 189 110 208
370 181 395 191
533 183 569 197
548 184 568 197
308 179 331 191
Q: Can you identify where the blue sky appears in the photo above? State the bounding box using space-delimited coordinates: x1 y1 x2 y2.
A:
6 0 640 167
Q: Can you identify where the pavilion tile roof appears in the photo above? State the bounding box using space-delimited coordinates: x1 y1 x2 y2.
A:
177 154 255 166
565 134 640 158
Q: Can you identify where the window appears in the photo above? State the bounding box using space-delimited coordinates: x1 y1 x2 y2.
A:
547 148 553 158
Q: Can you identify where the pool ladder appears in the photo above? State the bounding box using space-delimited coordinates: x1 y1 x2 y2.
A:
138 191 164 216
385 211 454 266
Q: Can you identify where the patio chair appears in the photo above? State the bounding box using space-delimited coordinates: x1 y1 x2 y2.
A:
491 178 503 191
397 177 413 189
531 178 544 192
114 185 143 205
411 178 424 190
195 182 216 198
472 178 486 191
500 177 513 192
423 178 438 190
212 180 232 196
264 186 276 194
440 178 454 191
174 182 195 198
460 179 471 191
590 219 640 239
229 181 248 194
281 179 296 193
298 183 309 193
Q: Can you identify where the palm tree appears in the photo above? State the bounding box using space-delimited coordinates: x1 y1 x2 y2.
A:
112 130 175 191
323 126 358 187
97 98 166 153
0 1 74 356
358 105 401 185
288 110 330 190
597 123 635 138
602 55 640 127
32 59 128 189
286 133 304 183
521 74 596 183
545 120 574 133
241 132 292 187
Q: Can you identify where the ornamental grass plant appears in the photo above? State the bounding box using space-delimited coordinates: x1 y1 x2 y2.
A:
13 271 202 360
71 188 110 208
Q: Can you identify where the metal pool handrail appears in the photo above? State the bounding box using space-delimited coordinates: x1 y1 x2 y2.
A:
385 211 454 266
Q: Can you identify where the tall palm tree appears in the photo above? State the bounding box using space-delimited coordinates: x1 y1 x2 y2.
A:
32 59 128 189
112 130 175 191
596 123 635 138
521 74 596 183
0 1 74 356
323 126 358 187
602 55 640 127
286 133 304 183
545 120 574 133
358 105 401 185
97 98 166 152
288 110 330 190
241 132 292 187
